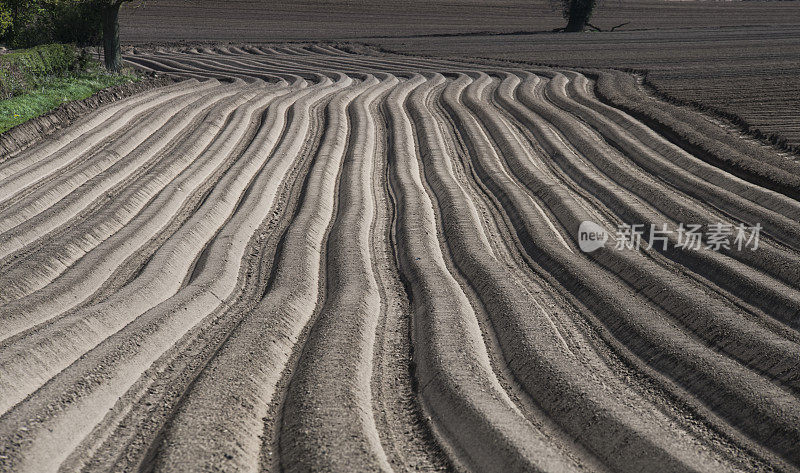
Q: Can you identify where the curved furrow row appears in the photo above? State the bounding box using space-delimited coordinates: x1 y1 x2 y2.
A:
0 83 295 336
288 44 495 73
122 55 283 83
128 46 484 83
0 76 344 414
388 74 576 473
144 76 367 473
593 70 800 203
369 85 456 472
164 52 319 82
535 73 800 291
0 79 199 177
483 74 800 464
0 80 229 251
433 73 749 472
55 77 322 473
126 53 306 84
562 72 800 222
0 83 278 303
0 79 217 207
492 74 800 379
153 50 390 82
324 44 507 71
278 74 396 473
2 46 799 473
182 50 375 75
151 50 300 78
265 51 446 74
0 76 346 472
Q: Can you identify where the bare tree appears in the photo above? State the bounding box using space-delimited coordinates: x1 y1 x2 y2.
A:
562 0 596 32
550 0 628 33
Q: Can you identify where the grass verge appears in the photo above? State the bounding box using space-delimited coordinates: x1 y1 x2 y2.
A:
0 65 139 133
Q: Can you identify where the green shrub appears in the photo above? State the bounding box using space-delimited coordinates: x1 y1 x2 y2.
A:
0 5 11 40
50 0 102 46
0 42 78 98
3 0 102 48
5 1 51 48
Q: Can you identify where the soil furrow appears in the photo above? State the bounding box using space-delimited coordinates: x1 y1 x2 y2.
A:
141 77 367 473
0 79 201 179
483 74 800 466
0 84 293 333
0 85 267 303
432 73 750 472
278 76 396 472
0 78 344 413
0 82 230 257
387 73 576 473
0 78 345 473
0 79 217 209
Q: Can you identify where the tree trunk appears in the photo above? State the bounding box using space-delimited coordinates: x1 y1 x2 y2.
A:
102 3 122 72
564 15 586 32
563 0 595 32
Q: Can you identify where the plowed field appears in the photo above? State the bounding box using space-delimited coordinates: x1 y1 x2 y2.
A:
1 45 799 472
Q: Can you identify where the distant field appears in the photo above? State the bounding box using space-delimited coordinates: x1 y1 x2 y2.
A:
120 0 800 149
120 0 800 40
377 25 800 149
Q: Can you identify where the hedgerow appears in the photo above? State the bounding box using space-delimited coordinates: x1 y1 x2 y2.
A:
0 42 80 98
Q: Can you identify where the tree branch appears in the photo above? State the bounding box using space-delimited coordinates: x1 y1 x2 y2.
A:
609 22 630 32
582 21 631 33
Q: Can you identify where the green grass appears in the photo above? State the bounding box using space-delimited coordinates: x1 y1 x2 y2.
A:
0 66 139 133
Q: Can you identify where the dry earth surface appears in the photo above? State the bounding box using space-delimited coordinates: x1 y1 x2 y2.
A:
1 44 800 472
376 25 800 151
119 0 800 149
